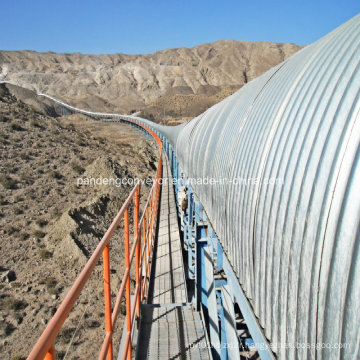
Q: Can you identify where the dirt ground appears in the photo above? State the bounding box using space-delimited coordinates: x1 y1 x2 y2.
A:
0 85 159 359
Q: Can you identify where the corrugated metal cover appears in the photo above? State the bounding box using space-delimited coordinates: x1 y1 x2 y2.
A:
152 14 360 360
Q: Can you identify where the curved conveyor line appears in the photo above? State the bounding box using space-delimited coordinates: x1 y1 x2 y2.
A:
37 14 360 360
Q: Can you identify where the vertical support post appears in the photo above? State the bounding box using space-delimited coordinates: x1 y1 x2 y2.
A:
146 206 150 287
204 247 221 360
216 237 223 270
194 201 210 311
187 188 195 279
154 178 158 240
217 292 228 360
149 189 154 245
103 242 113 360
170 149 173 173
138 224 142 304
45 345 55 360
141 216 146 301
221 285 241 360
124 209 131 360
196 239 208 311
134 186 140 323
174 155 178 195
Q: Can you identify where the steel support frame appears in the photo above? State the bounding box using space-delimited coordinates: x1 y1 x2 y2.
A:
184 187 195 277
160 138 275 360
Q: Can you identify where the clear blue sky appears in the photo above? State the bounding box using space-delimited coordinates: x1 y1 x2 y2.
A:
1 0 359 54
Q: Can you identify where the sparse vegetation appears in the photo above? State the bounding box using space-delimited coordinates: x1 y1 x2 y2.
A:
0 114 9 122
40 276 57 294
36 219 48 227
4 225 18 235
33 230 46 239
76 138 87 146
1 322 16 337
19 233 29 241
10 122 24 131
71 162 85 174
0 295 27 312
0 174 17 189
58 326 76 344
20 152 31 160
0 194 8 205
97 136 105 144
0 136 9 145
38 249 53 259
53 208 62 219
10 356 26 360
3 163 18 174
30 119 43 128
85 319 100 328
50 170 62 179
21 173 35 186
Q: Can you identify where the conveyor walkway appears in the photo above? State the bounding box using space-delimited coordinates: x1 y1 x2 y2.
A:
135 154 211 360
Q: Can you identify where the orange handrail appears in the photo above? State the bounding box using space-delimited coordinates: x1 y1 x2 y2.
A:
27 121 163 360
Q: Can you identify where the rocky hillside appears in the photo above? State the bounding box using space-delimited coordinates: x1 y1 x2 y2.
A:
0 40 302 121
0 84 158 359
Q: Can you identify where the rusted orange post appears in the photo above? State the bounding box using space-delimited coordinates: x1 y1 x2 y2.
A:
149 190 155 248
124 209 131 360
103 243 113 360
149 193 153 238
141 216 146 301
145 206 148 247
145 206 150 294
150 182 157 254
44 345 55 360
134 186 140 323
138 225 142 307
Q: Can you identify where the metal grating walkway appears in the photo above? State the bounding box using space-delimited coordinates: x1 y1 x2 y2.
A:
135 153 211 360
136 305 210 360
147 153 187 304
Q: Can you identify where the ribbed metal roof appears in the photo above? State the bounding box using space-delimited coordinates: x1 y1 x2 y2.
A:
153 14 360 360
